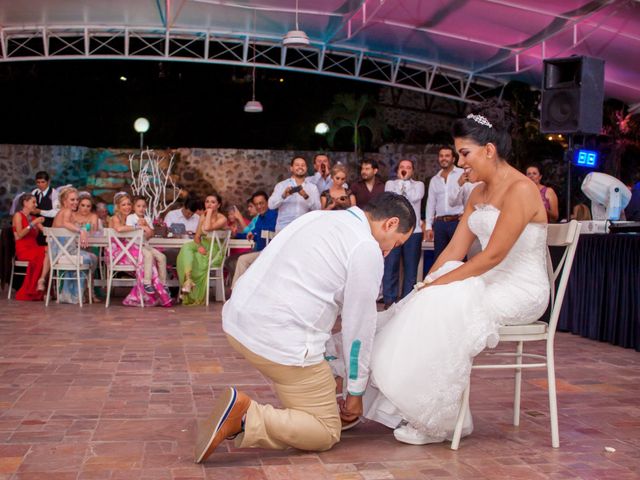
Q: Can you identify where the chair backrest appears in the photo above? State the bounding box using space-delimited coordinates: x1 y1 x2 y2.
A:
207 230 231 269
545 221 581 339
105 228 144 267
261 229 276 246
44 227 82 267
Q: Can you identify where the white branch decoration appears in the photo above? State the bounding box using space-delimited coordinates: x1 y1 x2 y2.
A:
129 149 182 222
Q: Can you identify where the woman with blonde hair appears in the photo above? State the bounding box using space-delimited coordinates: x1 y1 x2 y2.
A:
320 164 355 210
109 192 172 307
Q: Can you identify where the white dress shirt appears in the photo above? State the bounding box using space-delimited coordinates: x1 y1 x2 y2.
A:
384 178 425 233
425 166 467 230
268 177 321 232
447 178 481 209
223 207 383 395
31 186 59 219
126 213 152 227
164 208 200 232
308 172 333 193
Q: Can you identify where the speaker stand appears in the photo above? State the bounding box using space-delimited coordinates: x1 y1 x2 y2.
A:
565 135 574 221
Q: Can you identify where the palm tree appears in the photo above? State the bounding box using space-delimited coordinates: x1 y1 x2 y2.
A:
325 93 387 159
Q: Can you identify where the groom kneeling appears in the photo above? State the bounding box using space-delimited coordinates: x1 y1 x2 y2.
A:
195 192 416 461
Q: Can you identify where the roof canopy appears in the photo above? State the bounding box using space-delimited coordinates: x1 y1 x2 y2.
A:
1 0 639 106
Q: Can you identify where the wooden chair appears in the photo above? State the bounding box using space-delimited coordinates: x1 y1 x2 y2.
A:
44 227 94 307
450 220 581 450
104 228 144 308
205 230 231 305
7 258 29 299
260 229 276 246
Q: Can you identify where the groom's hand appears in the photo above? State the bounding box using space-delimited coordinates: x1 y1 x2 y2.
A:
340 394 363 422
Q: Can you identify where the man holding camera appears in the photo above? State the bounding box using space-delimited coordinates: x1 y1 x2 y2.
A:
381 159 425 308
268 156 320 232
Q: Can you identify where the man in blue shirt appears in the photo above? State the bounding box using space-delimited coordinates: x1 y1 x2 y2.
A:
247 191 278 251
229 191 278 288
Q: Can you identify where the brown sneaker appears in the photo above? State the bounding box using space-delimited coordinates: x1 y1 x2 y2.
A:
194 387 251 463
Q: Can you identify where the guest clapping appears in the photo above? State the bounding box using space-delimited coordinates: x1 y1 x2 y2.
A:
12 193 49 300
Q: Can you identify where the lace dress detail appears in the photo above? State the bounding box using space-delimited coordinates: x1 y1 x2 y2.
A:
357 204 550 439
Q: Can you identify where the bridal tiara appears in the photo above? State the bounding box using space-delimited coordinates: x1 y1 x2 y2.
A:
113 191 130 203
466 113 493 128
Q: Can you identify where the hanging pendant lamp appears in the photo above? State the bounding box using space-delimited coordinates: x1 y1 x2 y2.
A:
283 0 309 48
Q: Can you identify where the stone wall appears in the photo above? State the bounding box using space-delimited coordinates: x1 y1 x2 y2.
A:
1 144 442 226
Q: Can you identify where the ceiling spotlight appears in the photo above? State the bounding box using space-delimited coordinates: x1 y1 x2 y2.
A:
315 122 329 135
283 0 310 48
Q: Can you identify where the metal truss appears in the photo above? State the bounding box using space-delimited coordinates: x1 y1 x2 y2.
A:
0 26 505 103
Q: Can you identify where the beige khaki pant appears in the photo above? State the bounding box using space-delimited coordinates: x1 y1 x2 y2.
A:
142 245 167 284
231 251 260 287
227 334 341 451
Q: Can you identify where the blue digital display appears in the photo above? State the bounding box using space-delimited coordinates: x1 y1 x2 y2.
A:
574 149 599 168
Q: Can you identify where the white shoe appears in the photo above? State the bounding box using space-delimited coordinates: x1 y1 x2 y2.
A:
393 424 445 445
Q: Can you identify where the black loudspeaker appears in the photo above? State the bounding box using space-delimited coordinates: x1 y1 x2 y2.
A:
540 56 605 134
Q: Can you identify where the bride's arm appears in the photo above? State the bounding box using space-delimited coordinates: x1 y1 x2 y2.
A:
426 180 542 287
427 187 483 274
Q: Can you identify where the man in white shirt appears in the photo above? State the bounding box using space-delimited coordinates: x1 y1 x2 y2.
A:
163 197 201 233
194 193 416 461
381 159 425 307
425 146 467 259
268 156 321 232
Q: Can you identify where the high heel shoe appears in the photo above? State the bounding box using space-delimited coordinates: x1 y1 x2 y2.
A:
181 279 195 293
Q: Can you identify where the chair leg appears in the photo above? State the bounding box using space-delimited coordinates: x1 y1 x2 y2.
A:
451 381 470 450
8 262 14 300
206 275 210 307
547 348 560 448
219 274 226 303
88 271 93 305
513 341 523 426
45 269 54 307
77 271 83 308
105 272 112 308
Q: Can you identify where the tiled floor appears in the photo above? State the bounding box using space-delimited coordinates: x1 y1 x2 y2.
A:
0 297 638 480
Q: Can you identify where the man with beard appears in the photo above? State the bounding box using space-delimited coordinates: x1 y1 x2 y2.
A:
350 158 385 208
268 156 321 232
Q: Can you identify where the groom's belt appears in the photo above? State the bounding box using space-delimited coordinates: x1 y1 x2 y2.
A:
435 215 461 222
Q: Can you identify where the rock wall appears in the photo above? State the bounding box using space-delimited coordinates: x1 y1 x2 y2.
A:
1 144 442 226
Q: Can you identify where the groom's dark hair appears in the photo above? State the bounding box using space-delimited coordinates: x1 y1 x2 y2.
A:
363 192 416 234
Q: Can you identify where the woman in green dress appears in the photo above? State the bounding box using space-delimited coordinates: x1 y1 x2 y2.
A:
176 193 228 305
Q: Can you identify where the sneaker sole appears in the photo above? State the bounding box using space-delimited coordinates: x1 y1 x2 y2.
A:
194 387 237 463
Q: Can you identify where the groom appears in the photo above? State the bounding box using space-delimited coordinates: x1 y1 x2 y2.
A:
195 192 416 461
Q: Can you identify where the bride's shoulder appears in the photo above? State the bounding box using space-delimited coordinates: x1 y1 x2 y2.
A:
505 177 539 201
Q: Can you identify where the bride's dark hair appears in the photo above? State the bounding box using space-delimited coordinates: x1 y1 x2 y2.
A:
451 98 517 160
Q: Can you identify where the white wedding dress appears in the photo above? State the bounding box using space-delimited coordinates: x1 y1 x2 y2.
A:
332 204 550 441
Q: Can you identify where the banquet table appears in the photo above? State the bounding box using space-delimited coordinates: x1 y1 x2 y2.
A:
557 233 640 351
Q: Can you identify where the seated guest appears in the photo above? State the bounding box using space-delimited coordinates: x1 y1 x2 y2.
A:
350 158 385 208
12 193 49 300
268 156 320 232
177 193 228 305
240 198 259 237
109 192 172 307
228 199 258 257
73 192 99 232
52 187 98 304
164 196 202 234
230 191 278 288
95 202 110 230
126 196 169 296
227 204 250 239
320 164 356 210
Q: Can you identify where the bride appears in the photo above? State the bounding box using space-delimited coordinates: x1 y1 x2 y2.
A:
333 99 550 445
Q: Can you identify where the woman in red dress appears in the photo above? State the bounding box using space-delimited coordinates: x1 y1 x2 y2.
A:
12 193 49 301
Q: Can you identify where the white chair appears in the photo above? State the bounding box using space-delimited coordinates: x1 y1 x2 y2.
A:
44 227 94 307
105 228 144 308
7 258 29 299
450 220 581 450
260 229 276 246
205 230 231 305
